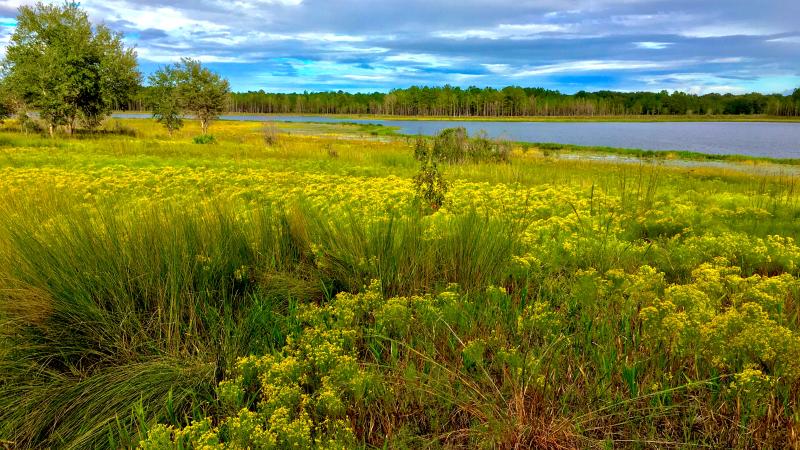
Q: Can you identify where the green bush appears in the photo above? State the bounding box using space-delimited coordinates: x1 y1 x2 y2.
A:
193 134 216 144
432 126 469 163
413 158 448 211
416 127 512 164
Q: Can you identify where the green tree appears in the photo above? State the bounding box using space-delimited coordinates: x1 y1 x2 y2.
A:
81 26 140 130
0 83 17 122
172 58 230 135
1 2 139 135
147 68 183 135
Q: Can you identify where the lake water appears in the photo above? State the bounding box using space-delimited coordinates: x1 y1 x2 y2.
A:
114 113 800 159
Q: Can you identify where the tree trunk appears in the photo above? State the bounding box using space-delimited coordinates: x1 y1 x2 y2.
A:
48 123 54 137
201 118 209 135
67 116 76 135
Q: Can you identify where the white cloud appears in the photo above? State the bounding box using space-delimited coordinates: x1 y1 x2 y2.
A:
632 72 800 95
766 36 800 44
681 24 776 38
634 42 672 50
136 47 249 63
0 0 27 9
611 13 675 27
489 60 678 77
708 57 745 63
86 2 228 33
341 74 391 81
384 53 460 67
251 0 303 5
434 23 568 40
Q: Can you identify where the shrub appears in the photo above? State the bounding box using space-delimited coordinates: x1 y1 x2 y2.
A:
324 143 339 158
263 121 279 146
419 127 512 164
470 130 512 163
193 134 216 144
16 112 42 134
413 157 448 211
432 126 469 163
111 120 138 137
413 135 429 161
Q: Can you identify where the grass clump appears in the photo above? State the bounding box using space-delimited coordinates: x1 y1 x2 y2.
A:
0 202 293 447
193 134 216 144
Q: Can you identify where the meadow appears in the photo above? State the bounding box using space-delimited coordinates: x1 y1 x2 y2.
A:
1 118 799 448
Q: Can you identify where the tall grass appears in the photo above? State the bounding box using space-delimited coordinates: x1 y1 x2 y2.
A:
0 196 527 447
0 201 290 447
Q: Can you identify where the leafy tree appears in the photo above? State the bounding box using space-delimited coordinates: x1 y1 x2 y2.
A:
2 2 139 135
147 68 183 135
793 88 800 102
80 26 140 130
0 83 17 122
173 58 230 135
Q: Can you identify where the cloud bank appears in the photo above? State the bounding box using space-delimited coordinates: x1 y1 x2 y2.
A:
0 0 798 93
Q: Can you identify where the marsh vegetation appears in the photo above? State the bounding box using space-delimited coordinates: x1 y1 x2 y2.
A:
0 118 799 448
1 2 799 449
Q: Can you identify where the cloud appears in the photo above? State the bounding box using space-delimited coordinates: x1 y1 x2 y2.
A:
0 0 797 93
383 52 463 67
486 60 679 77
434 23 570 40
766 35 800 44
708 57 745 63
634 42 672 50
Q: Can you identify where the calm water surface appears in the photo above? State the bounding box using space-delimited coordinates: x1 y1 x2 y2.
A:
114 113 800 159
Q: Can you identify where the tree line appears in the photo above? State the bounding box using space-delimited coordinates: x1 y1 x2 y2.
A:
211 87 798 117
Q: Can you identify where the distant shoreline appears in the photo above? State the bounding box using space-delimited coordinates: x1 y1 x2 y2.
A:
115 111 800 123
107 115 800 165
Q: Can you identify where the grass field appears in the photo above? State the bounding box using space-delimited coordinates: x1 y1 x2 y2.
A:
1 118 799 448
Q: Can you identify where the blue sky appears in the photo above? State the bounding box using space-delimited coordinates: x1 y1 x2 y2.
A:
1 0 799 94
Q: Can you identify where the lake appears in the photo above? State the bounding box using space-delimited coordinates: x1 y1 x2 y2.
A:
114 113 800 159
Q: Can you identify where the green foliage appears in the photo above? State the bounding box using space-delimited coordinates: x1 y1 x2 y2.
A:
193 134 216 144
148 59 230 136
431 126 469 162
0 84 17 121
415 127 513 164
412 157 448 211
469 130 512 163
173 58 230 135
2 2 140 135
413 135 428 161
148 68 184 135
16 111 41 134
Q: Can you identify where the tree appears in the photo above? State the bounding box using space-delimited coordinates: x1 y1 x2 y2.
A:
2 2 139 136
81 26 140 130
148 68 183 135
0 83 17 123
173 58 230 135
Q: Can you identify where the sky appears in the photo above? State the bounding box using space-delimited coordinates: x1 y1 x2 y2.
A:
0 0 799 94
